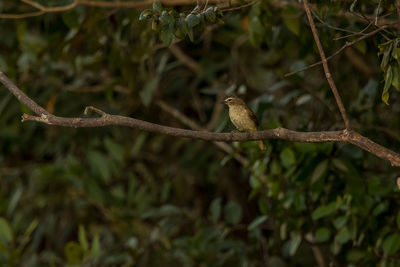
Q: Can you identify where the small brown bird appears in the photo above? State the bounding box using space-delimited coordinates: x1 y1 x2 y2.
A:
223 96 266 150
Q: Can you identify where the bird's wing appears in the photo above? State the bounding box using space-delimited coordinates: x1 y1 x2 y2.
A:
245 106 259 128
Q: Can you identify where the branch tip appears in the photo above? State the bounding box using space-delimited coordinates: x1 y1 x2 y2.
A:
84 106 106 116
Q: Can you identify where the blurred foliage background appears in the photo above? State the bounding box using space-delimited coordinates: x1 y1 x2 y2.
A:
1 0 400 266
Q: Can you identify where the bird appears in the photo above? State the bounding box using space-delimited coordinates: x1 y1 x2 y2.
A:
223 95 266 150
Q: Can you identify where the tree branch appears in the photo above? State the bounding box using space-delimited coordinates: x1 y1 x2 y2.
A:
0 0 246 19
1 71 400 167
303 0 351 129
284 25 387 78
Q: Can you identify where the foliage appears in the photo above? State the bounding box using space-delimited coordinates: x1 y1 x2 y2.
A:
139 2 224 45
0 0 400 266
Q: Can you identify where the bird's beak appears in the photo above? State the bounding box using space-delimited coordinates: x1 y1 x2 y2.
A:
221 100 226 104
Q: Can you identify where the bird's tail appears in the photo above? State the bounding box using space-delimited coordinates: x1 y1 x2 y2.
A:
257 140 266 150
252 129 266 150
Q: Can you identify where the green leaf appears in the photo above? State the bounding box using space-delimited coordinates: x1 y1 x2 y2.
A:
159 12 174 25
187 27 194 42
0 217 13 244
79 225 89 252
249 16 263 47
7 186 23 216
141 77 160 106
210 197 222 223
346 249 366 262
224 201 243 225
159 26 174 46
174 17 188 39
312 202 337 220
335 227 351 244
315 227 330 242
311 160 328 184
282 8 300 36
139 9 153 20
91 233 101 260
87 150 111 182
380 42 393 71
396 211 400 229
248 215 268 231
354 40 367 54
204 7 217 23
391 45 400 62
23 219 38 239
382 64 393 105
104 138 125 163
270 159 282 175
333 216 347 229
382 233 400 255
293 142 317 153
186 13 201 28
62 10 81 29
280 147 296 168
288 232 302 256
373 202 388 216
392 63 400 91
64 241 84 265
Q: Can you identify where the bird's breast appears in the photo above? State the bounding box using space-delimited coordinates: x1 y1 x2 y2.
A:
229 106 256 131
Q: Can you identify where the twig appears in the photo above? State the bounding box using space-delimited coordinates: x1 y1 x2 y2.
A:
0 0 243 19
205 93 225 131
169 44 203 74
221 0 259 12
333 21 372 41
284 25 387 77
397 0 400 33
304 235 326 267
311 8 366 35
1 71 400 167
303 0 351 129
344 47 378 76
375 0 382 26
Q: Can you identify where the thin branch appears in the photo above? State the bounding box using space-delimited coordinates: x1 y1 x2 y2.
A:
344 47 378 76
303 0 350 129
397 0 400 33
0 0 245 19
333 21 372 41
311 7 366 35
169 44 203 74
284 25 387 78
304 235 326 267
221 0 259 12
1 71 400 167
